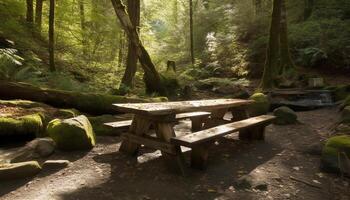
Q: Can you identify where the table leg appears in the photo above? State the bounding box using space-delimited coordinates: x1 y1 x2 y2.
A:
203 108 228 129
154 122 186 175
119 115 152 156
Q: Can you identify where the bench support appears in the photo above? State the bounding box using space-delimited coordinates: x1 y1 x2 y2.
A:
191 142 212 170
239 124 266 140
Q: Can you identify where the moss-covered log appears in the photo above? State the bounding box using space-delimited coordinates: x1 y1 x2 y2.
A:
0 81 165 115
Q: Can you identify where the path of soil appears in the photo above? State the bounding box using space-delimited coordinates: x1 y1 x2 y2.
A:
1 108 349 200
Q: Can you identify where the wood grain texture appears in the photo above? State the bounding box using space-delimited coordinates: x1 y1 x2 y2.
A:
171 115 276 147
113 99 253 116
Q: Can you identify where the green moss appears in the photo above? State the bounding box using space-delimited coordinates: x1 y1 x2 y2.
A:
55 109 80 119
341 106 350 124
321 135 350 172
0 113 44 137
334 85 350 101
248 93 270 116
343 95 350 107
88 115 120 136
0 100 46 108
0 161 41 180
47 115 95 151
273 106 297 125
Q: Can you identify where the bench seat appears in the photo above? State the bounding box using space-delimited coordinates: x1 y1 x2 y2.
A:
171 115 276 147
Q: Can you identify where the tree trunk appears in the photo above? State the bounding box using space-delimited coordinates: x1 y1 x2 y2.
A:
35 0 43 31
118 32 125 68
110 0 164 95
120 0 140 90
0 81 155 115
260 0 282 90
26 0 34 23
189 0 195 65
49 0 55 71
279 0 295 77
304 0 314 20
79 0 87 57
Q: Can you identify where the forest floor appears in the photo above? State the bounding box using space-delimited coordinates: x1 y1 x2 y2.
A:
1 107 350 200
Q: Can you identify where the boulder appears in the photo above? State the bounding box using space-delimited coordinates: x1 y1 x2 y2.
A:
333 85 350 102
88 115 123 136
0 161 41 180
336 123 350 134
273 106 298 125
321 135 350 172
248 93 270 116
340 106 350 124
321 135 350 174
0 113 44 137
10 138 55 163
47 115 96 151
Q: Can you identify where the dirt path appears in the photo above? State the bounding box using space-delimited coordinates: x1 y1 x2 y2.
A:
1 108 349 200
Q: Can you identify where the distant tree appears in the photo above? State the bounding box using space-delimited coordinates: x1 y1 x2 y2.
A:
304 0 314 20
26 0 34 23
79 0 87 56
120 0 141 91
255 0 262 16
49 0 55 71
35 0 43 30
110 0 164 94
189 0 195 65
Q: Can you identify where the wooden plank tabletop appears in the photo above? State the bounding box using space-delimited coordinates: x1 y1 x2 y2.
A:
113 99 253 116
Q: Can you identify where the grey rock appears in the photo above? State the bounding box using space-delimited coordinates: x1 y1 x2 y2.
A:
273 106 298 125
10 138 55 163
0 161 41 180
236 174 268 191
42 160 70 170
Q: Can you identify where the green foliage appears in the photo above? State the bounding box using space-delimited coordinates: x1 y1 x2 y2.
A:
248 93 270 116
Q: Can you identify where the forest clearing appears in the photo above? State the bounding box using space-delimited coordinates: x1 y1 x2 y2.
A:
1 0 350 199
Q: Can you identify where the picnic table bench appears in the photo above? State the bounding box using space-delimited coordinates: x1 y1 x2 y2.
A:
112 99 275 175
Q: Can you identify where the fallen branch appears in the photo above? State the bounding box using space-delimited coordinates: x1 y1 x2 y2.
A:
289 176 322 189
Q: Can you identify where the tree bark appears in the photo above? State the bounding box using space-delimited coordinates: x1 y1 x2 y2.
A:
79 0 87 56
110 0 164 94
189 0 195 65
120 0 140 90
260 0 282 90
0 81 154 115
26 0 34 23
49 0 55 71
255 0 262 16
304 0 314 20
35 0 43 31
279 0 295 77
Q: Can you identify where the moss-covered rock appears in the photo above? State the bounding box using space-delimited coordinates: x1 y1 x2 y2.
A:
54 108 80 119
273 106 298 125
0 100 47 109
47 115 95 151
321 135 350 173
341 106 350 124
333 85 350 102
0 161 41 180
248 93 270 116
0 113 44 137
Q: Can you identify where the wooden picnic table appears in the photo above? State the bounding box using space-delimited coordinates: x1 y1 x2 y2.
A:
112 98 254 174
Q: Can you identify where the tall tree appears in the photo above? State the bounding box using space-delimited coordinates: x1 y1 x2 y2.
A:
120 0 141 90
49 0 55 71
304 0 314 20
79 0 87 56
110 0 164 94
35 0 43 30
255 0 262 16
279 0 295 77
189 0 195 65
260 0 282 89
26 0 34 23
